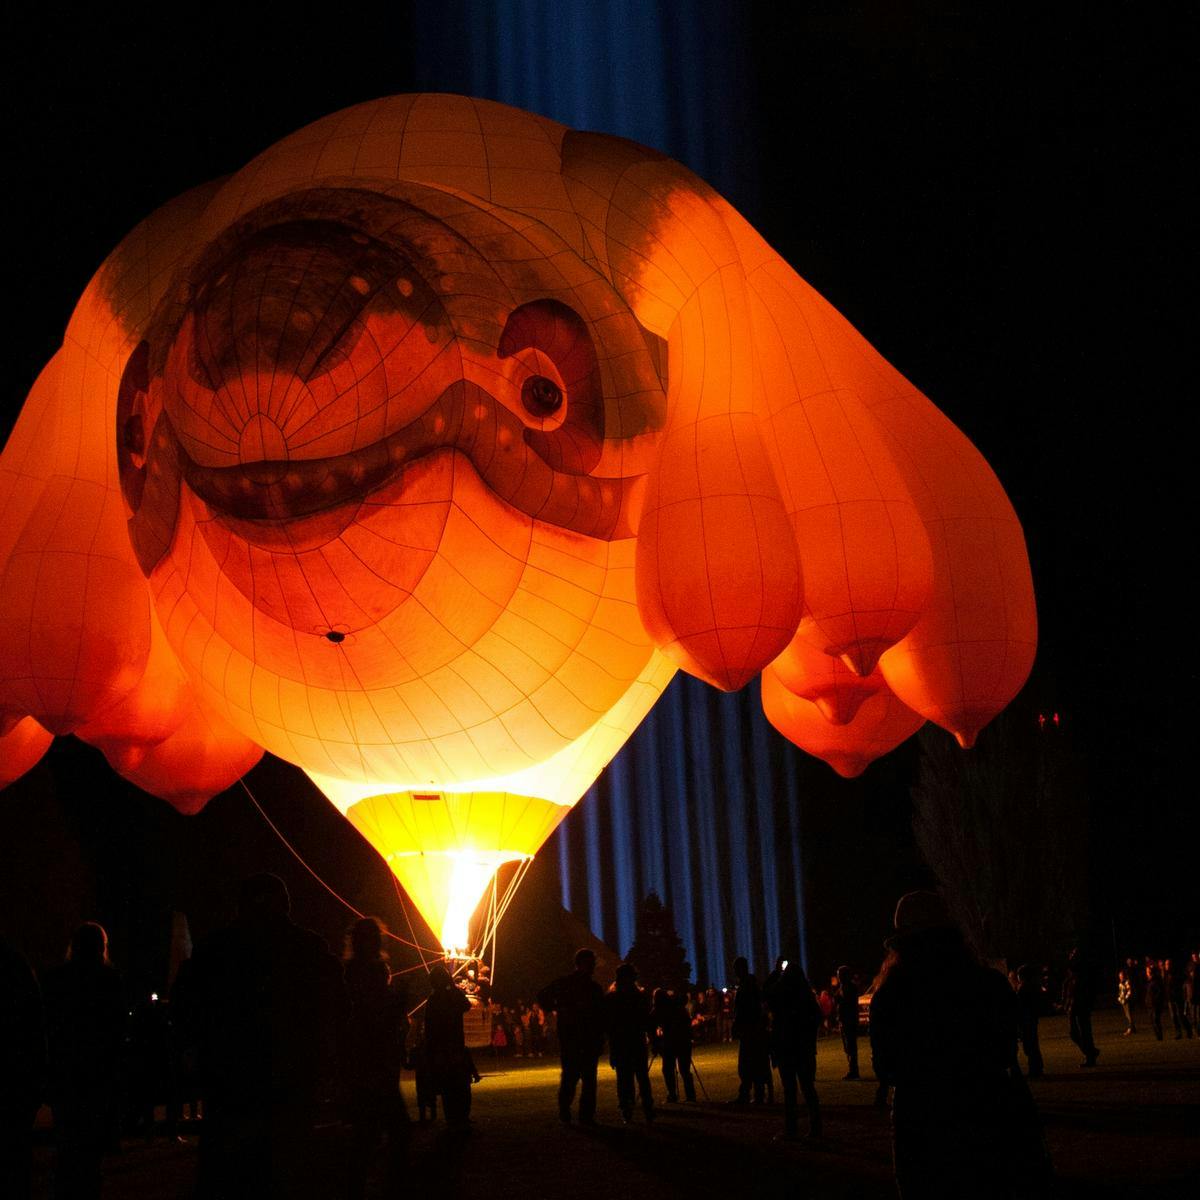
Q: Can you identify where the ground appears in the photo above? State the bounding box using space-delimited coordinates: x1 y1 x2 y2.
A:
30 1009 1200 1198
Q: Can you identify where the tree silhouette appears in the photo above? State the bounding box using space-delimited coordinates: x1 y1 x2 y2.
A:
911 709 1088 969
625 892 692 991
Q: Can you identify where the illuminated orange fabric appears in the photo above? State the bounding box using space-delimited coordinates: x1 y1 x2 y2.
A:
74 611 190 772
119 693 263 816
718 223 1036 746
762 667 925 779
0 96 1035 942
0 716 53 788
770 633 885 727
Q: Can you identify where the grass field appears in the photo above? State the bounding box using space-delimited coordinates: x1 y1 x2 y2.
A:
30 1007 1200 1198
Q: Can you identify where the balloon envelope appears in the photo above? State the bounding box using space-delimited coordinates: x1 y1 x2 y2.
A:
0 96 1035 948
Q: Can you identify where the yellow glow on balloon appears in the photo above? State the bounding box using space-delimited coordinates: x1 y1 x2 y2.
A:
338 789 562 952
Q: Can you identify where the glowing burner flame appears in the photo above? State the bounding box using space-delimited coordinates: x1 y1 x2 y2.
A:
389 848 527 953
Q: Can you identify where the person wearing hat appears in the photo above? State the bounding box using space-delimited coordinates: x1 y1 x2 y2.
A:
869 891 1047 1198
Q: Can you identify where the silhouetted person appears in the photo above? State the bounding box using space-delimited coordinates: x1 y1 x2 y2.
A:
166 957 201 1134
190 873 346 1199
870 892 1043 1199
423 963 472 1130
1187 954 1199 1029
1164 959 1193 1039
125 992 171 1139
528 1001 547 1057
343 918 409 1197
1 937 44 1200
41 923 125 1200
1124 956 1145 1012
731 956 770 1103
605 963 655 1123
1145 963 1166 1040
765 960 822 1140
651 988 695 1102
1063 945 1100 1067
409 1031 437 1122
836 965 861 1079
538 948 605 1124
1015 964 1050 1078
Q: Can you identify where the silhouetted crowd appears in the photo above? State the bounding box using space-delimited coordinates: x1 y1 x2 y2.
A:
2 879 1197 1199
1 877 414 1199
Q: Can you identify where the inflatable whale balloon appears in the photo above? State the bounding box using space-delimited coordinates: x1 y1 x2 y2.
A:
0 96 1035 949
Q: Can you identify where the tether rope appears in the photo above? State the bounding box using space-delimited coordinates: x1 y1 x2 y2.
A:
239 779 440 956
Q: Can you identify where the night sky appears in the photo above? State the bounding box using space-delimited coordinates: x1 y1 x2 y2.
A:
2 4 1193 989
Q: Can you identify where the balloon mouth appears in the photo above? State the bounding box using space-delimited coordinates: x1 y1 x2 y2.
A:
178 377 466 527
129 377 640 573
181 441 440 553
182 431 415 524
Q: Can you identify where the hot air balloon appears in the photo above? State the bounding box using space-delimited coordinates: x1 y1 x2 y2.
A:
0 95 1035 952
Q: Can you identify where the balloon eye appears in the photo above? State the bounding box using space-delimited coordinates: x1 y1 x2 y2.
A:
522 375 563 418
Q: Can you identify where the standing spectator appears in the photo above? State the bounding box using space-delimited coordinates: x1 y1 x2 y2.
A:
537 949 606 1125
1116 969 1136 1036
731 957 771 1104
765 960 822 1141
1125 957 1145 1013
1 937 44 1200
1015 964 1051 1077
717 986 733 1043
41 923 126 1200
125 992 171 1139
408 1022 437 1123
1186 953 1199 1031
490 1010 509 1057
651 988 696 1102
690 991 711 1044
1145 963 1166 1040
605 963 655 1124
189 873 347 1199
343 918 409 1199
423 964 472 1131
836 965 861 1079
828 974 843 1032
527 1002 547 1058
870 892 1047 1199
1063 946 1100 1068
817 982 836 1035
166 958 201 1134
1164 959 1194 1039
509 1007 526 1057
